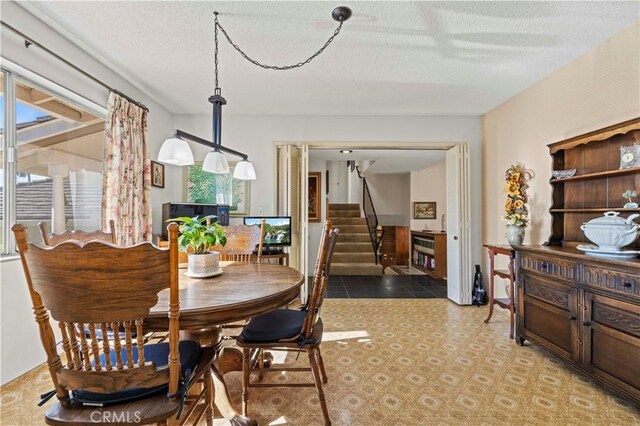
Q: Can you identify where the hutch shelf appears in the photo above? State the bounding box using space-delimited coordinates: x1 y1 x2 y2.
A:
546 118 640 248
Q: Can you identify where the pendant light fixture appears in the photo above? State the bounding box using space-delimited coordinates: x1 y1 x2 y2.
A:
158 6 352 181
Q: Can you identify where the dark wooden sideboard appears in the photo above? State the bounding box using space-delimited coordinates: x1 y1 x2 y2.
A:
515 246 639 405
514 119 640 405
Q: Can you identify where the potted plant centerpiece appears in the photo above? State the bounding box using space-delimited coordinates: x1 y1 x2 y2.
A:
167 215 227 277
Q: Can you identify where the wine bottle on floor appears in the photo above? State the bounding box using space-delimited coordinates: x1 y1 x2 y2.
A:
472 264 486 306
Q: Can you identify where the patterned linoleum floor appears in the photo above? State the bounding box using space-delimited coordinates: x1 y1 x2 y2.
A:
1 299 638 425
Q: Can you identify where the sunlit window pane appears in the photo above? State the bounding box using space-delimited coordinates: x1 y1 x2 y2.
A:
15 79 105 242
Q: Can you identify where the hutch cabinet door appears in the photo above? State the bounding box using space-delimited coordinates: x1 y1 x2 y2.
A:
520 273 580 364
582 292 640 400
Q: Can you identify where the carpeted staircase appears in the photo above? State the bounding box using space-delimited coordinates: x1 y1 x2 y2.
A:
328 203 383 276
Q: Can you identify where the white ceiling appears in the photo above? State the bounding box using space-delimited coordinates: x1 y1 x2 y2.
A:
310 148 446 174
22 1 639 116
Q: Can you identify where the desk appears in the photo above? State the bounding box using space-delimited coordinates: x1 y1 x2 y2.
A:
147 262 303 425
254 252 289 266
483 244 516 339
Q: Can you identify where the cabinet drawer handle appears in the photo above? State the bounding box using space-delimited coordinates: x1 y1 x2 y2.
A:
568 316 577 320
622 281 633 287
582 321 591 326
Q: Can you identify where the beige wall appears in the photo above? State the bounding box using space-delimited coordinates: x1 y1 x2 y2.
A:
482 22 640 293
364 172 411 226
410 160 447 232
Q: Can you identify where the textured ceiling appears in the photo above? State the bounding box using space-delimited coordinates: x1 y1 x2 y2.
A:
22 1 640 116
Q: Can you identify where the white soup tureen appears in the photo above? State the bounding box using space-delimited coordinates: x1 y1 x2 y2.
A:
580 211 640 251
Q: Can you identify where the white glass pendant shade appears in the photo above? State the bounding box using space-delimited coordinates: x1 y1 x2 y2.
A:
202 150 230 174
233 160 257 180
158 137 194 166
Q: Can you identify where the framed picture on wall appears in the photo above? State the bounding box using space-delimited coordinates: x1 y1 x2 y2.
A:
184 162 251 216
414 201 436 219
308 172 321 222
151 161 165 188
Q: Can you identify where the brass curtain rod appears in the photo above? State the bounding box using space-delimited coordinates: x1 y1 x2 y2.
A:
0 20 150 112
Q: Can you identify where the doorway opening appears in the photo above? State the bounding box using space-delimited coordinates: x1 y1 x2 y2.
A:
275 142 472 305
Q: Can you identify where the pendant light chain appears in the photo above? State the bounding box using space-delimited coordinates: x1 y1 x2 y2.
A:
214 12 220 92
214 13 346 71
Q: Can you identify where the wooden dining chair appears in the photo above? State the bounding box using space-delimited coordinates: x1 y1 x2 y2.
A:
236 220 339 426
212 219 265 263
38 220 117 246
12 223 216 425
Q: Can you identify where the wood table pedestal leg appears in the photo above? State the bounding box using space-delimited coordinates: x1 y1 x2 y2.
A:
181 327 257 425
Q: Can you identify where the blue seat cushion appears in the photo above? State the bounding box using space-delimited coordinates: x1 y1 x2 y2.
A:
83 325 136 341
72 340 200 406
240 309 308 342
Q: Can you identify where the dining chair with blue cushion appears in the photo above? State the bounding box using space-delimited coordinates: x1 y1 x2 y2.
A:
236 220 339 426
12 222 216 425
212 219 265 263
39 220 117 246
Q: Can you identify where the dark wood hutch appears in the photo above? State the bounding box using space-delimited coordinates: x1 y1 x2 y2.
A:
514 118 640 406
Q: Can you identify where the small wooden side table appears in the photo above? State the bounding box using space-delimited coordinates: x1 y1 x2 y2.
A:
483 244 516 339
252 252 289 266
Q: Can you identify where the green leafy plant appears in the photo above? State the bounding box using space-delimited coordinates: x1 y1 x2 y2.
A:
166 215 227 254
623 190 638 204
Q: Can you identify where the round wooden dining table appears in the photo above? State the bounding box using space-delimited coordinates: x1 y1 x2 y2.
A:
147 262 304 426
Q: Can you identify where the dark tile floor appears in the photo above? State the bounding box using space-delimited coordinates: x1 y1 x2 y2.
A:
319 274 448 299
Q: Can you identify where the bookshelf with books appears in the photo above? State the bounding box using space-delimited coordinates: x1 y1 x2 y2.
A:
411 231 447 279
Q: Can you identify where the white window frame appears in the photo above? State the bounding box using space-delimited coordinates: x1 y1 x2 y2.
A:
0 57 107 255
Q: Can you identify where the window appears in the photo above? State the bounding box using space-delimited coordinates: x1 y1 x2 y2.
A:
1 65 106 254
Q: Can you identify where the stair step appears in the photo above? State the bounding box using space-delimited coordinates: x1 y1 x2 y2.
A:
329 203 360 210
334 225 369 233
328 209 361 218
333 252 375 263
329 217 367 225
334 242 372 253
330 263 383 276
337 233 370 242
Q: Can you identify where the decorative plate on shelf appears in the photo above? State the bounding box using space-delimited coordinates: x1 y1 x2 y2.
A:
619 143 640 169
551 169 577 179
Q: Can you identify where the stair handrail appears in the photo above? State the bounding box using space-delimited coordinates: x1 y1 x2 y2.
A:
356 166 384 263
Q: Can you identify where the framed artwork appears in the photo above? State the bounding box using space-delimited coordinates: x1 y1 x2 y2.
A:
414 201 436 219
184 162 250 216
151 161 165 188
308 172 321 222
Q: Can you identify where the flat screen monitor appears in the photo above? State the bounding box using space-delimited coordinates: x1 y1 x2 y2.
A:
243 216 292 247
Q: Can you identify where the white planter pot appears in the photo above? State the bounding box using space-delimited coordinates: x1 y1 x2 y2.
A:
187 251 220 277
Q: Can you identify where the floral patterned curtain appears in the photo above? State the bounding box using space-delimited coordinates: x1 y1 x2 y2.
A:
101 92 152 245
